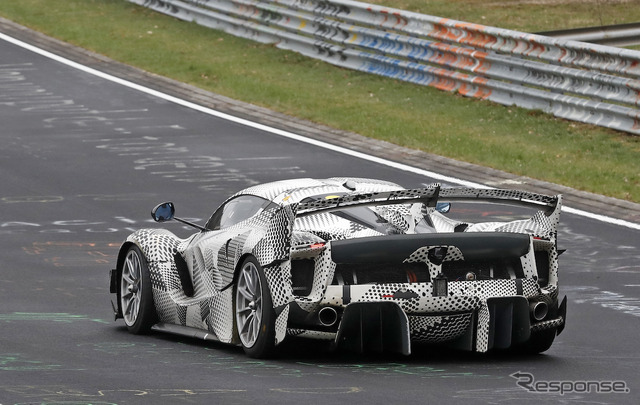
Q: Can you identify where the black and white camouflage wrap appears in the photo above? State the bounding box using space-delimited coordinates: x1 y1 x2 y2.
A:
113 177 565 354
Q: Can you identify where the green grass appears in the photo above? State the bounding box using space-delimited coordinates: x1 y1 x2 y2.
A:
0 0 638 202
369 0 640 32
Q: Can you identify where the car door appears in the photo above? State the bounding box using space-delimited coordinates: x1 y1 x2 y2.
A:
180 195 277 294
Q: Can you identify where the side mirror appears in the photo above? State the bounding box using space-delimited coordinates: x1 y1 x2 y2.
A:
151 202 175 222
436 202 451 214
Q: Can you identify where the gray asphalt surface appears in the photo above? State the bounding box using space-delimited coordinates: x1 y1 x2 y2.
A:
1 19 639 405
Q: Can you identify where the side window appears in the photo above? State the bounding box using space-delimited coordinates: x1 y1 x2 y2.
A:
206 195 271 230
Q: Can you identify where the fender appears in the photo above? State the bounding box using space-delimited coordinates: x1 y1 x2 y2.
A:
111 229 183 320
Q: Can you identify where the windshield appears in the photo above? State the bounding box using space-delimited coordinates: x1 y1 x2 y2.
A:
205 195 272 230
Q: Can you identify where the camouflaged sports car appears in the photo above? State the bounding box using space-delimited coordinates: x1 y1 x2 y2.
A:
109 178 566 358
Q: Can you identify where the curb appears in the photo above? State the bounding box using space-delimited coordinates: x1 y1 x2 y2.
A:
2 16 639 225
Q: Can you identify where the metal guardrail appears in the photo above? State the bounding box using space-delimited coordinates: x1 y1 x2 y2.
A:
128 0 640 135
539 23 640 47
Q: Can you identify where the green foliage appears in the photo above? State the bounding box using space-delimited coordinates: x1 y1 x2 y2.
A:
0 0 638 201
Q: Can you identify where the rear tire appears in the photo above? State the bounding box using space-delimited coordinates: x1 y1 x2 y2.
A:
120 245 157 334
234 256 276 358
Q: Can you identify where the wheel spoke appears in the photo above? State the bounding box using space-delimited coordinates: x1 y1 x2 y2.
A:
130 296 139 320
124 294 135 316
122 270 135 286
121 249 144 327
126 257 138 277
240 312 254 336
125 256 134 271
247 316 257 343
244 267 255 294
238 307 252 316
238 284 254 301
252 315 261 334
131 256 139 272
236 260 267 348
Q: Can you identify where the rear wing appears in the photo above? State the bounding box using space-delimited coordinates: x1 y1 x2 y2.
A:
295 186 439 216
438 188 560 214
295 185 561 217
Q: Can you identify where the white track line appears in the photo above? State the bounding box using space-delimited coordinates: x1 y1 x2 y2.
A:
2 32 638 231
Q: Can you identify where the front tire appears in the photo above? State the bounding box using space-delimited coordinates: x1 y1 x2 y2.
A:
120 245 157 334
234 256 276 358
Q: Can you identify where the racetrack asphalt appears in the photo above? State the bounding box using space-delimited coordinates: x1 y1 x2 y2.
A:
1 16 640 405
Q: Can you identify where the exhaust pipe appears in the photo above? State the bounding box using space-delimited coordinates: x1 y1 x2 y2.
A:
318 307 338 327
529 300 548 321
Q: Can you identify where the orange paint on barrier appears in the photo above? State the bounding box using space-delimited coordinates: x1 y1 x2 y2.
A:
556 47 569 63
456 81 490 99
436 19 462 43
432 51 456 67
469 33 496 49
432 44 460 68
471 58 492 74
432 27 452 43
434 43 488 73
452 22 496 49
472 80 492 99
456 54 476 70
522 35 546 56
432 76 457 92
474 89 492 99
379 9 389 26
455 21 488 32
457 83 473 96
392 13 408 29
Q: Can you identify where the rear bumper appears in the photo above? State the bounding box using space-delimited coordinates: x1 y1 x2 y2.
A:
289 293 566 354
